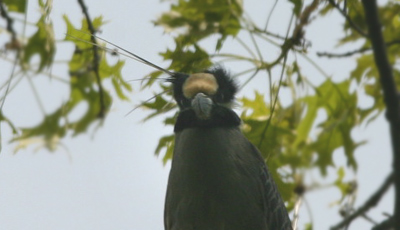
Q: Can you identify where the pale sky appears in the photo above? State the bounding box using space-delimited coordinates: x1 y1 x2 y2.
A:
0 1 394 229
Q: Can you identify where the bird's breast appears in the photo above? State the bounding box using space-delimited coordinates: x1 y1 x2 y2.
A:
165 127 267 230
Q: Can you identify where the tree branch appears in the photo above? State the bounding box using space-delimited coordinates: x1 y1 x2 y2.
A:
372 217 394 230
361 1 400 229
327 0 367 37
317 46 371 58
0 0 17 41
316 40 400 58
77 0 106 118
330 173 394 230
291 195 303 230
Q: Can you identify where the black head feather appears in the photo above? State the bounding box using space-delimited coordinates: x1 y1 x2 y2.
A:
168 66 238 110
203 66 238 104
167 72 191 109
168 66 241 132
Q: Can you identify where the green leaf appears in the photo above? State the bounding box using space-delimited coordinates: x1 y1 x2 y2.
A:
313 129 341 174
141 94 176 121
304 223 313 230
241 92 297 204
0 110 18 134
12 14 121 152
310 79 361 174
293 96 317 148
241 92 270 118
140 70 163 89
12 107 67 151
288 0 303 16
22 16 55 72
70 89 112 135
155 0 242 49
155 134 175 164
3 0 26 13
100 59 131 101
350 54 376 83
160 44 212 73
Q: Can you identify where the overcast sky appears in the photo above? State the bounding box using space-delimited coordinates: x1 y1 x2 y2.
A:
0 1 394 229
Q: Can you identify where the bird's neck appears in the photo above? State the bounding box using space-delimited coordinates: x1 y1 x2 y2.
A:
174 106 241 132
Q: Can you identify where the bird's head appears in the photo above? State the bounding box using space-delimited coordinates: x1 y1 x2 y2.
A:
169 67 238 120
168 67 241 131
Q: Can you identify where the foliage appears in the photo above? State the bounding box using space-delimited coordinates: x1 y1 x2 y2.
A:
140 0 399 224
1 0 399 228
0 0 131 151
144 0 378 210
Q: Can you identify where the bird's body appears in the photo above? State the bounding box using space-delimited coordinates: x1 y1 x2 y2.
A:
164 67 292 230
165 127 268 230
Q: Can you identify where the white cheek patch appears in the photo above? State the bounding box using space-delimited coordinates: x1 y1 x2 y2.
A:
183 73 219 99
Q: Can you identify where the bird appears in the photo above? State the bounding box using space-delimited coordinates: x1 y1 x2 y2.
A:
164 66 293 230
73 34 292 229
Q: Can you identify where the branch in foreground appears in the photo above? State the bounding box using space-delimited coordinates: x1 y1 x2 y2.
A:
317 47 371 58
330 173 394 230
361 1 400 229
77 0 106 118
317 40 400 58
291 195 303 230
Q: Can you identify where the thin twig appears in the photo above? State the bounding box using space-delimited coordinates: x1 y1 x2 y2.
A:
238 69 260 91
292 195 303 230
0 56 19 153
298 53 330 78
210 53 260 64
264 0 278 31
264 0 319 69
236 37 257 60
330 173 394 230
252 27 288 41
0 0 20 153
317 47 372 58
77 0 106 118
257 6 297 148
327 0 367 37
317 40 400 58
249 28 263 63
26 74 46 114
257 50 288 148
124 90 171 117
304 198 314 227
70 30 173 76
360 213 378 225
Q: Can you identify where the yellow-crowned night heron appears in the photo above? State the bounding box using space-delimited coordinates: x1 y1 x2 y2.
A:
164 67 292 230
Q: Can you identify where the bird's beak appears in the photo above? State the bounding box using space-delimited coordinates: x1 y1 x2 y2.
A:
191 93 213 120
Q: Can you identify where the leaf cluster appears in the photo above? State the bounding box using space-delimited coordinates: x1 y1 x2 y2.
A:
0 0 132 151
144 1 400 218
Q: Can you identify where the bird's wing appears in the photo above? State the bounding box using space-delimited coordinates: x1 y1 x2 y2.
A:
248 143 293 230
